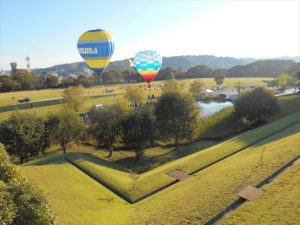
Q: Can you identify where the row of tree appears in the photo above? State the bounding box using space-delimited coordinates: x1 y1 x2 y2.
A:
90 90 200 160
0 80 283 163
0 70 97 92
0 86 87 163
2 66 299 93
89 81 280 160
0 108 85 163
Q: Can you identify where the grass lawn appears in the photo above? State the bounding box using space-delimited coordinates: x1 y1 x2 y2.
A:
271 94 300 121
0 92 123 121
220 159 300 225
0 77 271 121
22 159 132 225
50 112 300 202
21 120 300 225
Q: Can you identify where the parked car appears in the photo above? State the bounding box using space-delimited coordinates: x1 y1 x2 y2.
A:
18 97 30 103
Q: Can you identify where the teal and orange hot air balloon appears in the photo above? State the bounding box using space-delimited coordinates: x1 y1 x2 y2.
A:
133 50 162 88
77 29 114 76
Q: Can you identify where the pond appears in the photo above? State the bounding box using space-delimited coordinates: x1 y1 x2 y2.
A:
197 101 233 117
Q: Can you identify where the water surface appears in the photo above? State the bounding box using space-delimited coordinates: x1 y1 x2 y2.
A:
197 101 233 117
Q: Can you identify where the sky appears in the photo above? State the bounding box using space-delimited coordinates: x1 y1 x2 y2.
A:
0 0 299 70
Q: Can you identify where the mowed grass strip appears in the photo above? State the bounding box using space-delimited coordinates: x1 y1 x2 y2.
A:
65 111 300 202
0 98 63 113
0 93 122 121
21 120 300 225
219 160 300 225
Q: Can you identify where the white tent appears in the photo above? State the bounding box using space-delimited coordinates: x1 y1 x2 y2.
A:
204 89 214 96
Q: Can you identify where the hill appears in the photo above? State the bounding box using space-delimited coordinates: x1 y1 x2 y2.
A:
31 56 300 78
227 60 300 77
32 55 256 76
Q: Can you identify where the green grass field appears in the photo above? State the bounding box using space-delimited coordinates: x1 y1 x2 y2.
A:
0 78 272 121
21 111 300 225
220 160 300 225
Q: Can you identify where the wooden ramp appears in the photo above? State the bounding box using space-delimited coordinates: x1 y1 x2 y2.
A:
237 185 264 201
168 170 192 181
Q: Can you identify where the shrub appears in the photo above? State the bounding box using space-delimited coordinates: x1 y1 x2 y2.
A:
0 144 55 225
0 112 52 164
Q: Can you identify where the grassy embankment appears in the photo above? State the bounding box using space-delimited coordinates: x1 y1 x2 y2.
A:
23 111 300 203
21 118 300 225
220 160 300 225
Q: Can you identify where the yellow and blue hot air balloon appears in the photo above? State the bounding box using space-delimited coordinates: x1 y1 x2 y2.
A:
133 50 162 88
77 29 114 75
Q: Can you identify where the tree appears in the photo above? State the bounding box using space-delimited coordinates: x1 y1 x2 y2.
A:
78 76 93 87
234 87 279 124
11 71 36 90
155 92 200 146
60 76 77 87
277 73 289 92
294 70 300 90
54 108 85 153
125 85 147 105
295 70 300 80
214 74 226 86
157 67 183 80
122 107 156 161
0 75 20 92
186 65 213 78
63 85 88 112
189 80 204 98
0 112 51 164
102 70 123 84
235 82 244 94
45 74 59 88
0 144 55 225
89 99 130 157
0 181 16 225
162 79 185 94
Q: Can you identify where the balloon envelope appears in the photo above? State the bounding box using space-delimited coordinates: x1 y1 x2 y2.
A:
133 50 162 86
77 29 114 75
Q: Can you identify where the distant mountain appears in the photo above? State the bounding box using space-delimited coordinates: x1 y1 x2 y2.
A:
273 56 300 62
161 55 255 71
227 60 300 77
31 55 300 77
32 55 256 76
32 59 130 76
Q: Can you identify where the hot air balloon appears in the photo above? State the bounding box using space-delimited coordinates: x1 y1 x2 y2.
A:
133 50 162 88
77 29 114 76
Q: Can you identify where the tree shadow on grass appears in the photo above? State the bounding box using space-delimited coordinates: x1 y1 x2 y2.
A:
25 153 67 166
66 152 130 173
114 141 216 173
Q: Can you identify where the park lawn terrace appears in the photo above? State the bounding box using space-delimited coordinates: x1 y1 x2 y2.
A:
21 113 300 225
64 111 300 201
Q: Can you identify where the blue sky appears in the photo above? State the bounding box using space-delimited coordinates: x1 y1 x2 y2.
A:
0 0 299 70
